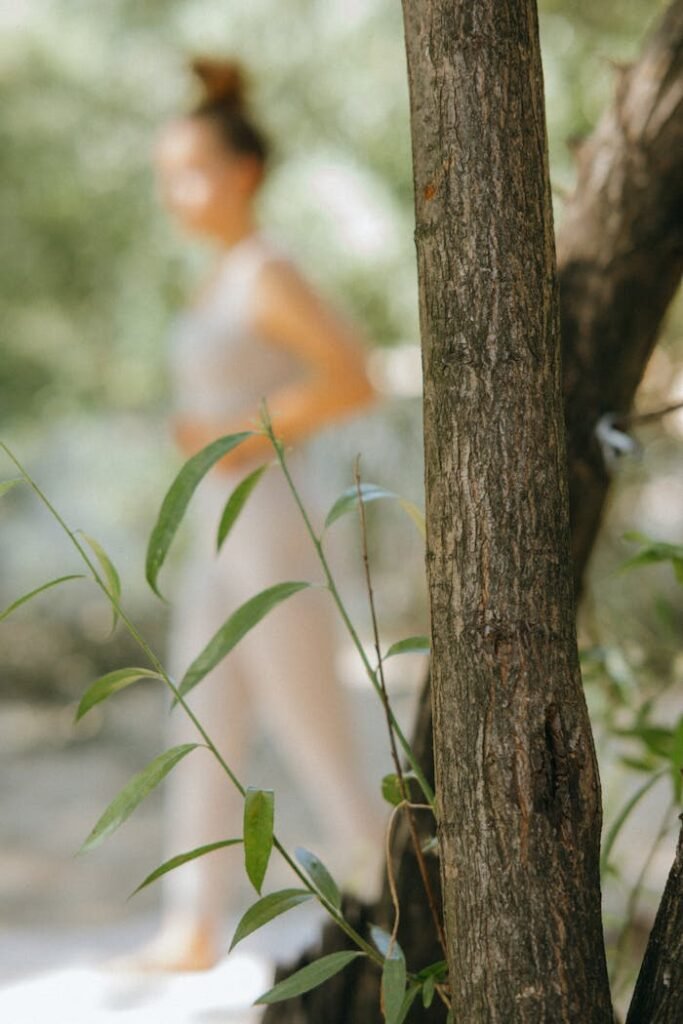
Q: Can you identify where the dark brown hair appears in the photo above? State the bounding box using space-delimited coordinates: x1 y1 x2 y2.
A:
190 57 269 164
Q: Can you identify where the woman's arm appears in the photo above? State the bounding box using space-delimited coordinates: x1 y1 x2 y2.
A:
173 258 376 469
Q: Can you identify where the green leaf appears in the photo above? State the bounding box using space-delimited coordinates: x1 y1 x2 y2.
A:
244 787 274 894
0 574 85 622
146 432 254 597
216 464 268 552
81 744 198 853
255 951 364 1005
82 533 121 632
230 889 313 951
324 483 425 538
382 943 407 1024
395 985 421 1024
0 478 21 498
622 532 683 585
422 975 435 1008
295 847 341 909
385 636 430 659
76 667 162 721
130 839 242 897
601 770 667 874
381 772 416 807
177 582 310 701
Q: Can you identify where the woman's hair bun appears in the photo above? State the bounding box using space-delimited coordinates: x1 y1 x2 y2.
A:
191 57 247 108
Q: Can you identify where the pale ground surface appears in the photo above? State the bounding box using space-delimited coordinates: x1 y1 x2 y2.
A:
1 648 677 1023
0 656 423 1024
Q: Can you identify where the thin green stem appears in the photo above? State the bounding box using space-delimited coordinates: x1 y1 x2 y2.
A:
262 428 434 807
0 441 383 968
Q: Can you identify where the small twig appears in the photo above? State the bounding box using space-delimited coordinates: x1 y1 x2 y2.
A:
354 457 448 958
616 397 683 428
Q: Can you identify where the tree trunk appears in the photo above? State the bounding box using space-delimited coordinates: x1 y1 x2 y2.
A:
405 1 611 1019
560 0 683 593
261 2 683 1020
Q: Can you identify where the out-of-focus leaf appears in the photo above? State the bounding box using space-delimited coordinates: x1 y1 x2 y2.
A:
385 636 430 659
0 574 85 622
230 889 313 950
177 582 310 701
601 770 667 873
255 951 364 1005
81 744 198 853
381 772 416 807
295 847 341 909
76 667 162 721
622 532 683 584
146 432 254 598
244 788 274 894
217 464 268 552
130 839 242 897
0 478 21 498
82 532 121 631
324 483 425 538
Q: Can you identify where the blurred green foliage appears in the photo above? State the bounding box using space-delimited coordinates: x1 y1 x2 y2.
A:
0 0 671 429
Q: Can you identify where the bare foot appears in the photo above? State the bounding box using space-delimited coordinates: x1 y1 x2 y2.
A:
108 918 218 973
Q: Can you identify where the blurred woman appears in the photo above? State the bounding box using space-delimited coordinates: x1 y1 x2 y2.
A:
142 58 382 970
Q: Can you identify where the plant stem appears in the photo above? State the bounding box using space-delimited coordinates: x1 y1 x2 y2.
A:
0 442 382 967
261 424 435 807
354 459 447 957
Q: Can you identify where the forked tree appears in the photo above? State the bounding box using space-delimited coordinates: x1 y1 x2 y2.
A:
263 1 683 1021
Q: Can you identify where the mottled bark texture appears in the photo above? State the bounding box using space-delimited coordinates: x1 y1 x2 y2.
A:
261 3 683 1022
560 0 683 594
403 1 611 1020
625 819 683 1024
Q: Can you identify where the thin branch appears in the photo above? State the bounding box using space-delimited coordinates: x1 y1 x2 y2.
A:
354 457 448 958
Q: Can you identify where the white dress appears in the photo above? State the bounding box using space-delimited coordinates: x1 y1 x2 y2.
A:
163 233 378 922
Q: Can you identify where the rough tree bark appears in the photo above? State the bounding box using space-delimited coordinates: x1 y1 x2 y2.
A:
405 0 611 1019
560 0 683 592
262 2 683 1022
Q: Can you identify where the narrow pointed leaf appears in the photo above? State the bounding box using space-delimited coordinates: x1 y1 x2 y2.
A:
0 478 21 498
244 787 274 894
295 847 341 909
382 944 407 1024
324 483 425 538
177 582 310 700
255 951 365 1005
422 974 436 1008
396 985 421 1024
146 431 254 597
385 636 430 659
0 574 85 622
324 483 398 530
600 769 666 873
82 533 121 632
217 464 268 552
76 668 162 722
230 889 313 950
130 839 242 897
81 743 198 853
